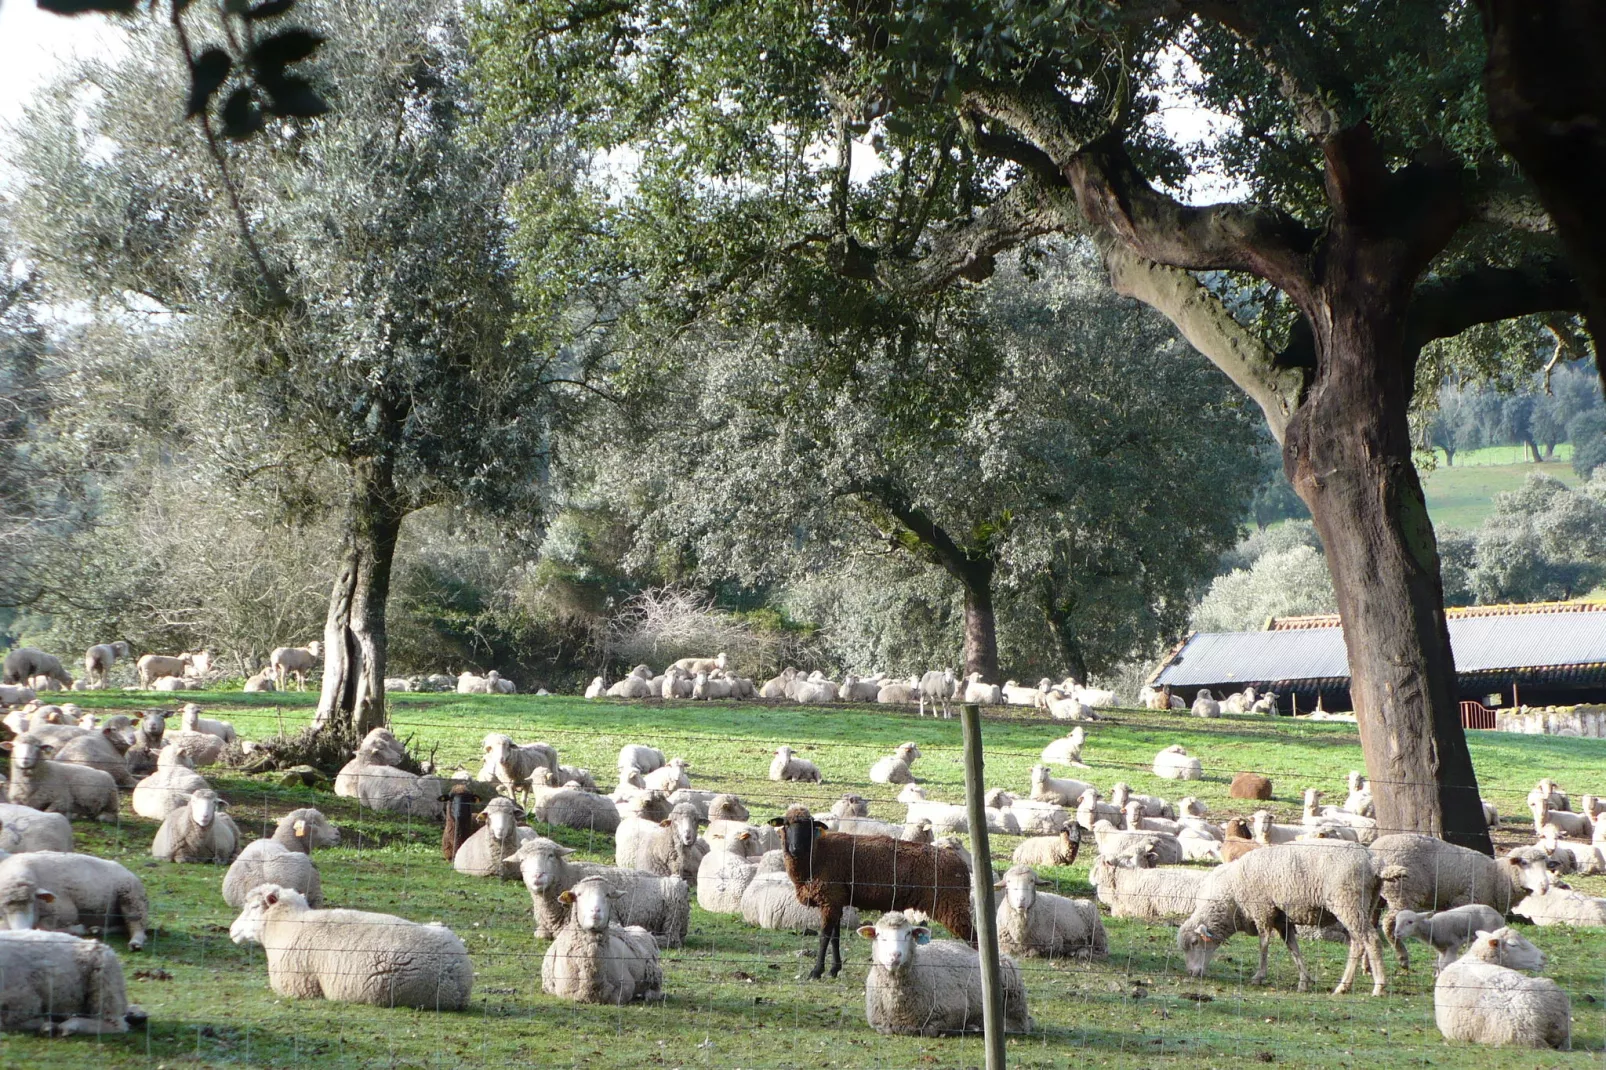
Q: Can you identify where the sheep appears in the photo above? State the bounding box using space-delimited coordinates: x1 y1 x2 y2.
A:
1123 800 1180 835
898 784 969 835
222 839 324 909
697 827 763 913
1180 840 1387 995
135 653 190 689
1139 684 1170 710
1251 809 1303 845
1510 886 1606 927
618 803 706 881
669 652 727 676
1220 817 1261 862
769 745 822 783
837 673 881 702
665 785 719 821
1301 789 1378 843
2 649 73 690
242 667 277 692
269 808 339 854
617 745 665 781
1436 927 1570 1050
1047 693 1096 721
162 728 226 767
178 703 236 744
1190 689 1221 717
1152 744 1202 780
0 851 149 949
658 668 693 699
1532 797 1590 838
858 911 1031 1037
0 684 36 706
122 711 166 777
875 678 917 704
229 884 471 1010
48 724 134 788
583 676 606 698
1538 825 1606 875
1221 686 1256 714
131 748 208 819
1342 770 1374 816
507 841 688 951
477 733 558 800
539 876 663 1005
995 864 1106 960
1029 765 1091 806
1230 772 1273 800
268 642 322 691
792 676 837 703
0 803 72 854
1369 834 1556 970
1012 826 1082 867
439 785 483 861
0 929 144 1035
869 742 921 785
82 642 132 690
334 732 444 819
1075 789 1121 831
1007 797 1072 835
1039 727 1087 767
3 740 118 821
1249 691 1280 714
1110 782 1174 819
1090 819 1183 864
453 797 535 879
151 676 203 692
1088 852 1205 921
642 757 691 792
151 788 240 863
1392 904 1508 969
960 672 1002 706
916 669 955 719
1528 778 1568 812
526 774 620 834
769 805 974 980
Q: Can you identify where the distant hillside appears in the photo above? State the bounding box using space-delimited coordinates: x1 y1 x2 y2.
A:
1420 445 1579 531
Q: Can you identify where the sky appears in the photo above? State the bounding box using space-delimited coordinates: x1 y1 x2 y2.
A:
0 3 124 121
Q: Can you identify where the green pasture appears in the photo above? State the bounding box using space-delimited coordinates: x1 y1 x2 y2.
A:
1419 451 1579 531
11 691 1606 1069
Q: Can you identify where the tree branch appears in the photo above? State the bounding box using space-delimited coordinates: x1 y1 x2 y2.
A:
1405 258 1584 351
1190 0 1355 140
844 478 993 587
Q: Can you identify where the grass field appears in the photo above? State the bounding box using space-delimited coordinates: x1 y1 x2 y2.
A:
11 691 1606 1069
1419 447 1578 531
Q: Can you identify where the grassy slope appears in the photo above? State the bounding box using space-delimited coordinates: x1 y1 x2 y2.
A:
12 691 1606 1069
1419 451 1579 532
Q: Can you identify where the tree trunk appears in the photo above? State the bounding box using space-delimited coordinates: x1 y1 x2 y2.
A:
1286 270 1491 854
962 579 1000 682
1443 444 1455 466
315 459 405 737
1042 603 1090 686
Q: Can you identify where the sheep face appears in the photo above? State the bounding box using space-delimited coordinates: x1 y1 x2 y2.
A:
895 742 920 763
708 794 748 822
1469 927 1546 970
1505 850 1555 896
479 798 526 842
230 884 306 945
770 806 827 863
289 809 341 849
1178 921 1223 977
1 739 50 771
0 876 54 931
189 790 223 829
559 877 622 932
833 794 868 818
897 783 926 804
662 805 699 847
996 867 1043 912
517 841 574 893
858 912 929 975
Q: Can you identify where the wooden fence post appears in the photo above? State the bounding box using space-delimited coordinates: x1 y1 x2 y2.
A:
960 701 1007 1069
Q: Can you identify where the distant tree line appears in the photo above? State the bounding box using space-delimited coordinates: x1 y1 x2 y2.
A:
1420 366 1603 470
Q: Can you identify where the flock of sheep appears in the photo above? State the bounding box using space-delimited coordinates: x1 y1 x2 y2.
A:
0 642 1595 1052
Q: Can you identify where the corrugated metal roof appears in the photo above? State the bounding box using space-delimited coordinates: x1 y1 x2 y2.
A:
1268 601 1606 631
1155 609 1606 687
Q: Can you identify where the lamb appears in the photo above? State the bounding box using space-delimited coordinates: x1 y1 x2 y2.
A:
916 669 955 719
617 803 707 881
1109 782 1174 819
230 884 471 1010
617 744 666 781
1012 826 1082 867
222 839 324 908
1230 772 1273 800
1179 841 1387 995
1029 765 1092 806
162 728 226 767
268 642 322 690
2 649 74 690
1537 824 1605 875
1369 834 1555 969
131 748 208 819
0 851 149 949
1532 797 1590 838
697 826 763 913
439 785 483 860
995 865 1106 960
453 797 536 879
1510 886 1606 927
509 841 688 949
1191 689 1221 718
0 929 143 1035
48 724 135 788
1075 789 1122 831
151 788 240 863
1152 744 1202 780
3 740 118 821
135 653 190 689
960 672 1002 705
1435 927 1570 1049
769 745 822 783
178 703 236 744
82 642 132 690
0 803 72 854
642 757 691 792
869 742 921 785
1251 809 1302 845
1392 904 1507 969
541 876 663 1005
770 805 975 980
858 911 1031 1037
1039 727 1087 767
477 733 558 799
898 784 968 835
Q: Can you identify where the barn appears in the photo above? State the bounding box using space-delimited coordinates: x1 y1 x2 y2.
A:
1148 601 1606 717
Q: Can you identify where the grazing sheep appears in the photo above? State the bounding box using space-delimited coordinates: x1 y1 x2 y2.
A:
49 724 134 788
178 703 236 744
995 865 1107 959
3 740 118 821
135 653 190 689
1511 886 1606 927
1039 727 1087 767
1029 765 1092 807
1230 772 1273 800
1370 835 1555 969
222 839 324 909
1191 689 1221 718
916 669 955 719
2 649 74 690
770 805 975 980
869 742 922 785
1179 841 1387 995
230 884 471 1010
151 789 241 863
268 642 322 691
131 748 208 819
162 728 226 767
1152 744 1202 780
0 929 143 1035
82 642 132 690
1393 905 1507 969
439 785 483 861
453 797 535 879
858 911 1031 1037
0 804 72 854
0 851 149 949
617 803 707 881
541 876 663 1005
1435 927 1570 1050
512 838 690 947
769 745 822 783
477 734 559 799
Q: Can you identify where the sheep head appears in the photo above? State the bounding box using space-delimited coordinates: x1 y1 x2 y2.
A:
769 805 827 862
858 911 929 974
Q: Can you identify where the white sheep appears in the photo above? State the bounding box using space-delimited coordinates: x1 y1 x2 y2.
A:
858 911 1032 1037
616 803 706 881
179 703 236 744
222 839 324 909
268 642 322 691
1090 819 1182 864
1039 727 1087 767
0 930 143 1035
792 677 837 704
333 729 406 794
696 826 762 913
1029 765 1091 806
995 865 1106 959
1191 689 1220 718
1152 744 1202 780
135 653 191 689
617 744 666 781
1110 782 1174 819
453 797 536 879
875 678 917 703
1527 778 1568 812
642 757 691 792
1047 692 1095 721
0 684 37 706
230 884 472 1010
1435 927 1570 1049
961 672 1002 705
162 729 226 767
151 788 240 863
1392 904 1507 969
131 748 208 819
606 675 655 699
0 803 72 854
334 731 444 819
1511 886 1606 927
1342 770 1374 816
1075 684 1119 708
660 668 694 699
3 739 118 821
243 668 276 692
769 745 822 783
541 876 663 1004
897 784 968 835
584 676 606 698
838 673 883 702
1007 797 1072 836
82 642 131 690
47 724 135 788
526 775 620 834
1537 825 1605 875
477 733 558 798
0 851 149 949
916 669 955 719
869 742 921 785
1531 797 1590 838
511 838 690 946
1075 790 1122 830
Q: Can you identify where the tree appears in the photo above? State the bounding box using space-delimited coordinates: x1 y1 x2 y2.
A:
1468 474 1606 602
14 2 561 742
1193 545 1337 634
474 0 1597 848
1571 412 1606 479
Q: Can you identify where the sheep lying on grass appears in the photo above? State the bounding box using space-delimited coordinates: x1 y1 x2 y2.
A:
541 876 663 1004
1089 853 1204 921
1435 927 1570 1050
858 911 1031 1037
0 930 143 1035
1511 886 1606 927
995 865 1106 960
454 797 536 879
696 827 762 914
1013 826 1081 867
739 850 861 933
869 742 921 785
0 851 149 950
131 748 208 820
1152 744 1202 780
230 884 471 1010
617 803 707 881
3 739 118 821
151 788 240 863
162 728 226 768
1039 727 1087 767
513 838 690 947
769 745 822 783
223 839 323 908
179 704 235 744
0 803 72 854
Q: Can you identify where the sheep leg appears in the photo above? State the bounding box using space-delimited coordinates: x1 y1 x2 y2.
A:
1280 924 1312 993
1362 928 1387 996
1252 929 1272 985
829 912 844 977
1379 907 1410 971
808 907 837 980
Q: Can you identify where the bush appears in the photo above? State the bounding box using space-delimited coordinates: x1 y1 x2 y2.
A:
1192 545 1337 632
603 587 798 678
1570 410 1606 479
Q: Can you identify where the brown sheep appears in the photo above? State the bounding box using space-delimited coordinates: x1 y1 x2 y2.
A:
1220 816 1263 863
1229 772 1273 800
769 804 974 980
440 785 484 861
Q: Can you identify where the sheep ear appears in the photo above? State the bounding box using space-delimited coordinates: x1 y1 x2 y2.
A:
856 925 877 939
913 928 931 945
0 742 10 753
812 820 829 833
736 832 750 840
265 891 279 905
35 889 56 903
659 819 672 827
556 845 575 857
606 888 625 900
766 816 785 827
558 891 577 905
475 812 489 824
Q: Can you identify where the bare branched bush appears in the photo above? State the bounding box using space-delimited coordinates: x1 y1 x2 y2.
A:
603 587 790 677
